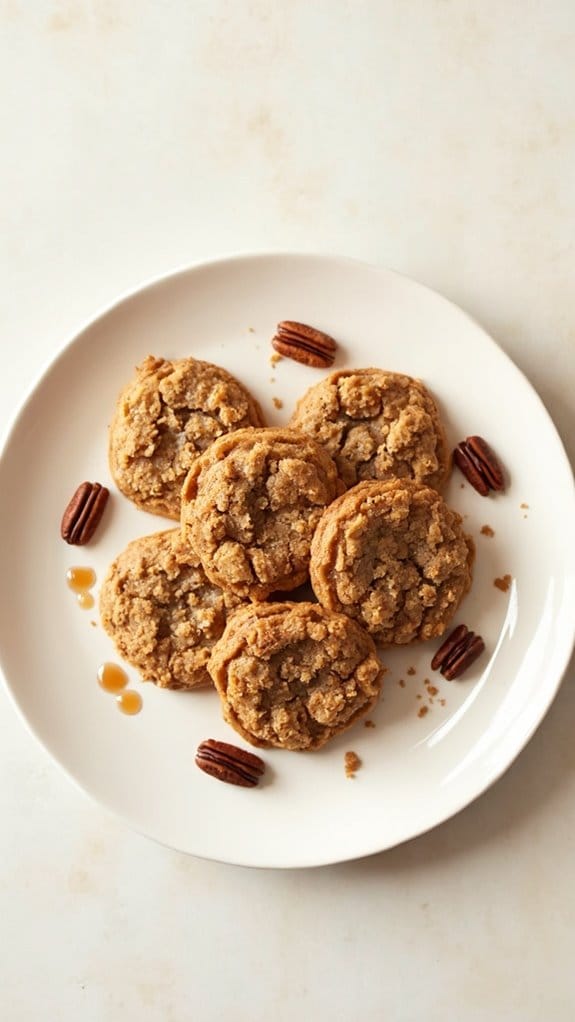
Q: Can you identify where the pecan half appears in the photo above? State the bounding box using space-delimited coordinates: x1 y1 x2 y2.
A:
195 739 265 788
431 624 485 680
61 481 110 545
272 321 337 368
454 435 505 496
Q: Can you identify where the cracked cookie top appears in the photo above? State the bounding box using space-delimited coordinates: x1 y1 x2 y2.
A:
310 479 474 646
100 529 242 689
208 601 383 750
108 355 265 519
180 427 342 601
290 368 449 489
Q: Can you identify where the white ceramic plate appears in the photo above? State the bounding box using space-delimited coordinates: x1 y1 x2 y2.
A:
0 253 574 868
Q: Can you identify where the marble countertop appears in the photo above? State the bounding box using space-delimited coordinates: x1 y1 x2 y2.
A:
1 2 574 1019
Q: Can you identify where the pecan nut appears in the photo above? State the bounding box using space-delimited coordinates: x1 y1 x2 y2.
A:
454 435 505 496
61 481 110 545
431 624 485 680
195 739 265 788
272 320 337 368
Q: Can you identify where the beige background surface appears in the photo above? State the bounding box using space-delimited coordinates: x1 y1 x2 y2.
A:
1 2 574 1019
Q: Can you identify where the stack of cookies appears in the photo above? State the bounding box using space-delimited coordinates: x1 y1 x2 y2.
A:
101 349 474 751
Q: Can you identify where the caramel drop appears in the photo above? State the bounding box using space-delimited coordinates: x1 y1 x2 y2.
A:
116 690 142 715
66 566 96 593
98 662 128 694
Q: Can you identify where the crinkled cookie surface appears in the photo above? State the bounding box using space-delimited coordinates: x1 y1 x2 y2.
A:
310 479 474 646
100 529 241 689
181 427 342 600
290 368 449 489
209 601 383 750
109 355 264 519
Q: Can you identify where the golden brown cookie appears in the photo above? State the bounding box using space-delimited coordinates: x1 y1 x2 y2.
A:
290 368 449 489
109 355 265 519
208 602 383 750
310 480 474 646
99 529 241 689
181 427 342 601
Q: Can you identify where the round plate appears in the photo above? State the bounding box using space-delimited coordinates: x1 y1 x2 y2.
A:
0 253 573 868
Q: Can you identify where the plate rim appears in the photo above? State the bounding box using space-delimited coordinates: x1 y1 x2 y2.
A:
0 250 574 869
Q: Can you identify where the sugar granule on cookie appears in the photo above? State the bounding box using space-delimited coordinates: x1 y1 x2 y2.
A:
208 602 384 751
108 355 265 520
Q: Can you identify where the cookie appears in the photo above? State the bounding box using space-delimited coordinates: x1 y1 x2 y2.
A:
100 529 241 689
290 368 449 489
180 427 342 601
109 355 265 519
208 602 383 750
310 479 474 646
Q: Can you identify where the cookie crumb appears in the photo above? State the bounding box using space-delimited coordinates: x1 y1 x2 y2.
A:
272 397 284 410
480 525 495 537
426 684 438 697
269 377 275 384
439 698 446 706
344 751 361 778
416 693 422 699
248 327 255 334
417 705 429 718
494 574 512 593
398 678 406 688
364 719 376 729
90 620 97 628
460 483 465 489
270 352 283 367
407 666 416 676
520 502 529 509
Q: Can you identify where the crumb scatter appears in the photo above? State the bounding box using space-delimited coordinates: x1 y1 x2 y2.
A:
494 574 512 593
345 751 362 778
